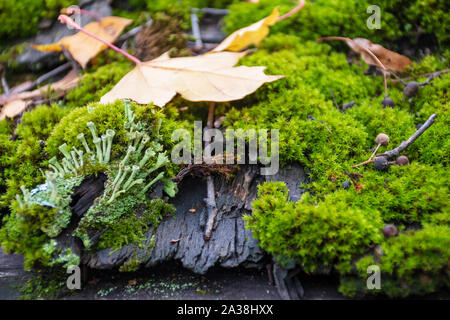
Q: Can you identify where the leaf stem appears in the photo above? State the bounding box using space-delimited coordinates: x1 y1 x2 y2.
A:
58 15 142 65
277 0 306 22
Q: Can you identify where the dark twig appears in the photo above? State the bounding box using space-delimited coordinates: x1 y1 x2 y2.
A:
61 45 81 73
390 69 450 83
204 102 217 241
116 19 153 44
307 115 332 133
17 63 71 93
330 89 340 110
379 114 437 159
172 156 237 183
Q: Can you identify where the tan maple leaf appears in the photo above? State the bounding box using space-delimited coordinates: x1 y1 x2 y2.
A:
33 16 132 68
99 51 284 107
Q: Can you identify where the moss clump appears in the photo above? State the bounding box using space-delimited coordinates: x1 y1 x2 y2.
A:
229 33 449 297
65 61 132 108
224 0 449 48
1 100 186 269
340 224 450 297
97 198 175 251
247 183 384 274
0 104 69 212
0 0 73 40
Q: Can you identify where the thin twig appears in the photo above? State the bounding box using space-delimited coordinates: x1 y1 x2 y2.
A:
379 114 437 159
330 89 340 110
352 158 374 168
204 102 218 241
390 69 450 83
116 19 153 44
307 115 332 133
0 65 10 95
190 12 203 50
277 0 306 22
61 45 81 73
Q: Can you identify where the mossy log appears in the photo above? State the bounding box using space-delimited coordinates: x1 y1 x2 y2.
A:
78 164 307 274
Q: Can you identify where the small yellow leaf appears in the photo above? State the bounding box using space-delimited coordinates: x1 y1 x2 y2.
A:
32 43 64 52
33 16 132 68
211 8 279 53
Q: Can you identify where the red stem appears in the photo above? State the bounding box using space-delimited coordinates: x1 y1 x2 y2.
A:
58 15 142 65
277 0 306 22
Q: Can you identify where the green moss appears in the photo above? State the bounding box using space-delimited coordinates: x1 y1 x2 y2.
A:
97 198 175 252
65 61 132 108
19 270 69 300
0 205 51 269
119 258 142 272
0 0 73 40
229 33 449 297
1 100 185 268
0 104 69 211
340 224 450 297
246 182 383 274
224 0 449 47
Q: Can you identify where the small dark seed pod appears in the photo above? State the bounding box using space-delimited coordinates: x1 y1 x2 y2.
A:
396 155 410 166
382 96 395 107
382 224 398 238
374 156 389 171
375 133 390 146
342 180 351 189
403 81 419 98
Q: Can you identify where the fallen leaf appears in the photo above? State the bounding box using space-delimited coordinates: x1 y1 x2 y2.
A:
317 36 412 72
0 70 79 107
211 8 279 53
0 100 28 120
33 16 132 68
189 208 196 213
170 238 182 243
100 51 284 106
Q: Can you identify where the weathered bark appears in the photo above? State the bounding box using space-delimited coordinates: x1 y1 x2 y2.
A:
83 164 308 274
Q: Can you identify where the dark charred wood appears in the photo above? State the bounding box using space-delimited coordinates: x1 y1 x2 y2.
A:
70 173 107 218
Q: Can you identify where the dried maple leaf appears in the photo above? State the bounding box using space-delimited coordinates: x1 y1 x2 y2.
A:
33 16 132 68
211 8 279 53
317 36 412 72
99 51 284 107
